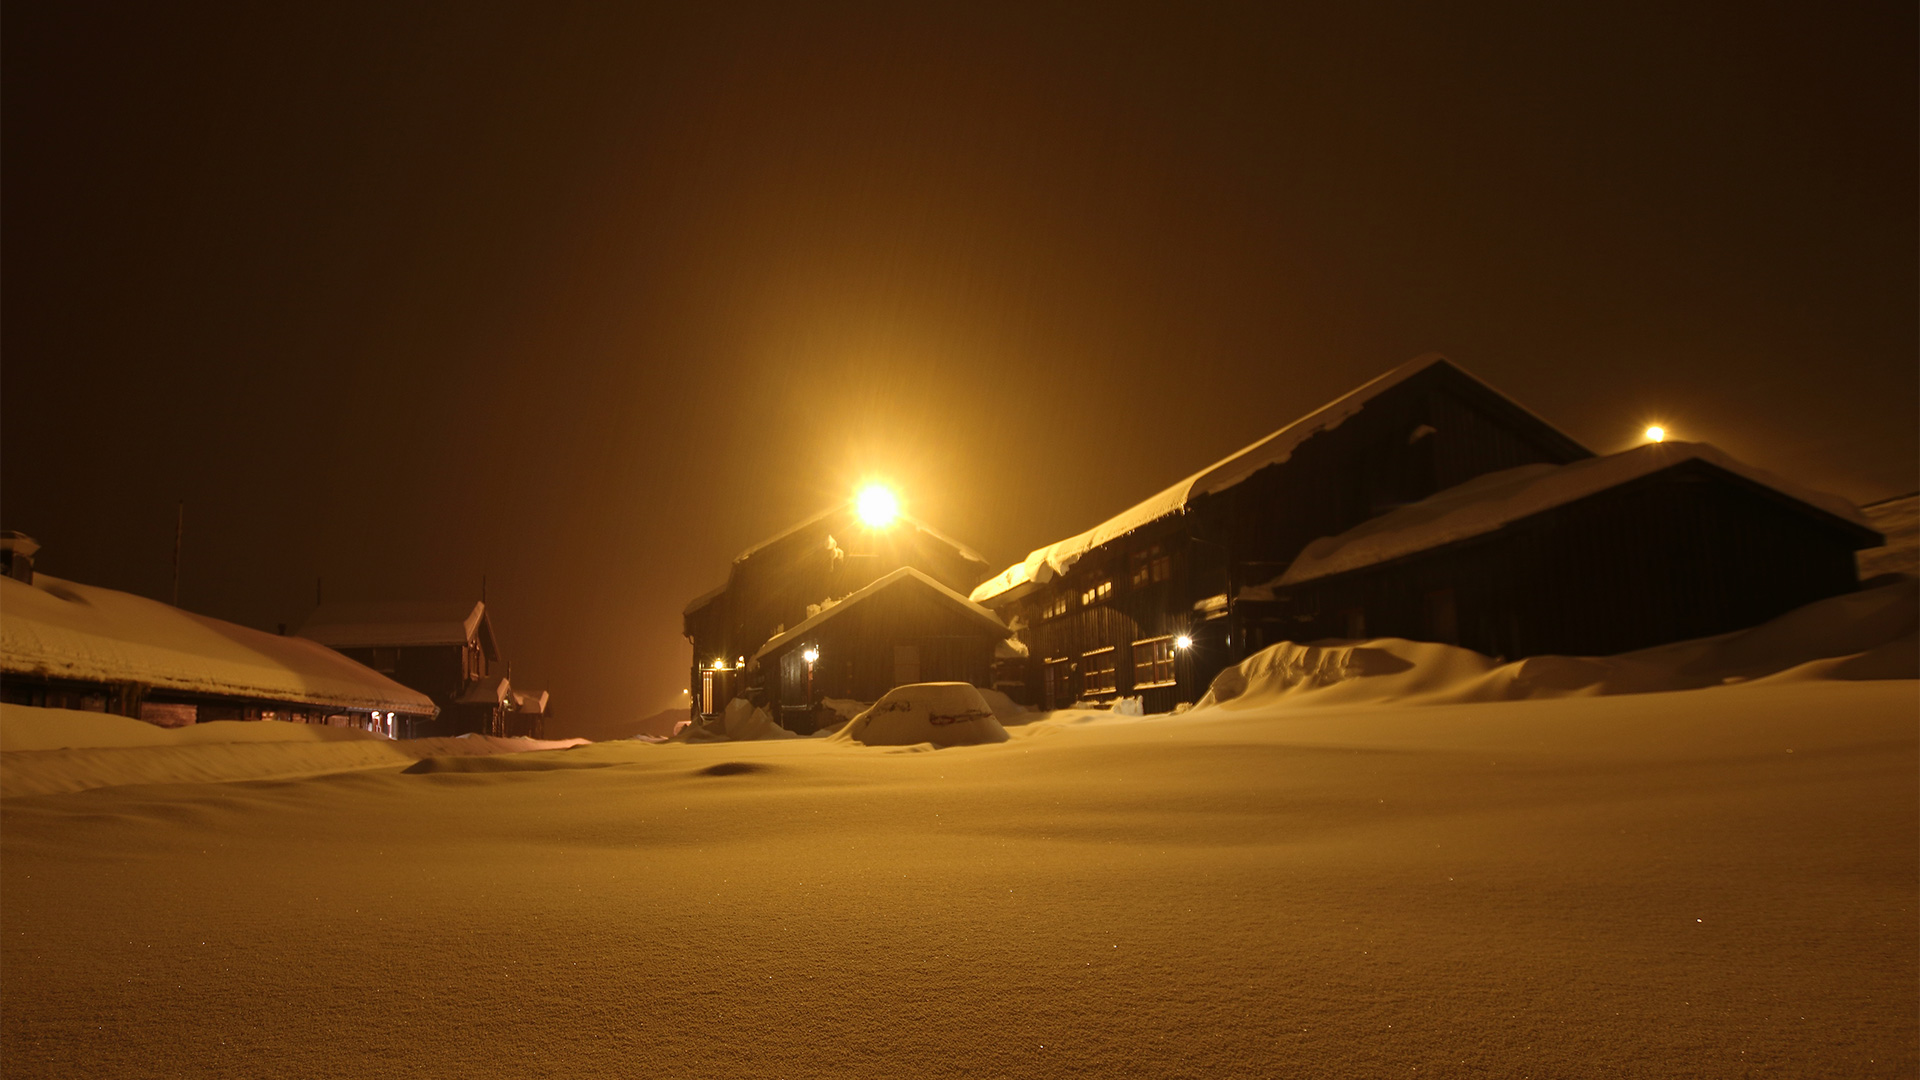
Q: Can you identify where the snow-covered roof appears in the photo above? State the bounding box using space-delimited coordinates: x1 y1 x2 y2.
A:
298 601 495 657
456 674 511 707
972 354 1566 603
1273 441 1879 587
734 501 992 568
1 575 436 716
682 581 726 618
751 567 1007 663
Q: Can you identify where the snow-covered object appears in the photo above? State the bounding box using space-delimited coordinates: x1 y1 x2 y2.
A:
751 567 1007 663
1275 441 1875 587
1111 696 1145 716
678 697 800 742
972 354 1536 603
1 575 435 717
831 682 1010 747
1194 578 1916 711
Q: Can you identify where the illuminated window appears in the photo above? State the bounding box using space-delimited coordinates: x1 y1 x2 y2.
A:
1132 636 1176 688
1129 545 1173 589
1040 592 1069 620
1079 580 1112 607
1082 647 1117 695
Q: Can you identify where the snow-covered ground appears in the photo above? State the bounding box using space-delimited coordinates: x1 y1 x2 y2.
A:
2 587 1914 1077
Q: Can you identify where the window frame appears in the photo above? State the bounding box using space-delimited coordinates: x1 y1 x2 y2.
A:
1081 646 1118 696
1131 635 1177 689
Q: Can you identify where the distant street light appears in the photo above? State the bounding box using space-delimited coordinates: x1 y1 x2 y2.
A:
1645 425 1667 443
1174 635 1193 650
801 648 819 663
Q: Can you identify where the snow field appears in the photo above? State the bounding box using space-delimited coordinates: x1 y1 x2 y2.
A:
2 677 1914 1078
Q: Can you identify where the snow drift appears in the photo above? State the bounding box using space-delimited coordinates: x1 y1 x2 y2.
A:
831 683 1011 747
0 703 587 796
1197 577 1917 711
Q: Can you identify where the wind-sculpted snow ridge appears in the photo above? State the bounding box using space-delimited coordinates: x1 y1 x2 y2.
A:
1197 577 1917 711
830 682 1010 747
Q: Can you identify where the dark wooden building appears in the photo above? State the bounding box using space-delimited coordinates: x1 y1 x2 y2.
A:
1252 442 1883 659
751 567 1009 733
297 600 510 738
974 354 1594 710
683 499 994 720
1 560 435 734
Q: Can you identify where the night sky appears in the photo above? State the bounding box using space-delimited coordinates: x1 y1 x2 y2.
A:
4 3 1914 724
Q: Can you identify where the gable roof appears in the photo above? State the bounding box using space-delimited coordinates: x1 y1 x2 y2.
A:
297 600 497 660
734 501 992 568
1 575 436 716
1271 441 1879 587
971 354 1583 603
751 567 1007 663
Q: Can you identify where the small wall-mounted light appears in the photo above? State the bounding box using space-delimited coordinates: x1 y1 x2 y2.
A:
801 648 819 664
712 659 728 671
1174 635 1193 650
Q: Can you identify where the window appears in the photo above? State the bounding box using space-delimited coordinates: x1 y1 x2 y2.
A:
1129 544 1173 589
1342 606 1367 639
1079 580 1112 607
1132 636 1176 688
1040 592 1070 620
1081 647 1117 696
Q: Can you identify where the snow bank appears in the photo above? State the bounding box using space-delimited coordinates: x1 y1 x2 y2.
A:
0 703 587 796
1197 578 1917 711
831 683 1011 747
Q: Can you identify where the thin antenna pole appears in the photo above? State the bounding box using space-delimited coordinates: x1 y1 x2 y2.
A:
171 502 184 607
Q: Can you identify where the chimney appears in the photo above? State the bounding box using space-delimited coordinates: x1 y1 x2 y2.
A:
1 532 40 585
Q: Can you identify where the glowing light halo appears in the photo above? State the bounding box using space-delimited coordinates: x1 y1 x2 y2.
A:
855 484 900 528
1644 425 1667 443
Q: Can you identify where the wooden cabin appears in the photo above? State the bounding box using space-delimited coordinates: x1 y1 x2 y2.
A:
973 354 1594 710
750 567 1009 733
1251 443 1883 659
0 560 434 734
683 500 994 721
297 600 507 737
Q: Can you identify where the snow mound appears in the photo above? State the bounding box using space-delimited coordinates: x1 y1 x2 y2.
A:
1196 578 1917 711
676 697 801 742
831 683 1011 747
976 687 1030 726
